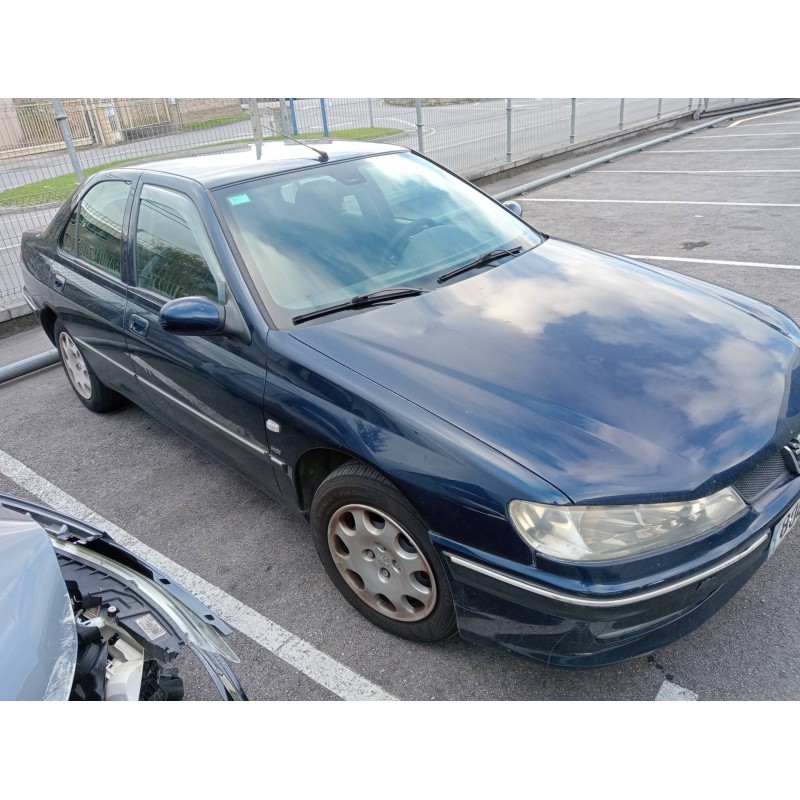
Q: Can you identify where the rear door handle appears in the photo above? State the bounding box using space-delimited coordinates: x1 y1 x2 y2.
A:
52 273 65 292
129 314 149 337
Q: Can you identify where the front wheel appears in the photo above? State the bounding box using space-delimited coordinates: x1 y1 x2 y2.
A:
310 461 457 642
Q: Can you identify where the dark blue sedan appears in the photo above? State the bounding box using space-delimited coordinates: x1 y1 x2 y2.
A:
20 140 800 666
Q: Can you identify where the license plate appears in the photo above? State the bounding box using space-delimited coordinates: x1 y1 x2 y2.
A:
769 498 800 557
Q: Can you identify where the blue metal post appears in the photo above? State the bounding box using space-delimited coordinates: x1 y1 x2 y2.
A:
289 99 299 135
320 98 329 137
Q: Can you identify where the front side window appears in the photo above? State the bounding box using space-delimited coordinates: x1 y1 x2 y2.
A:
65 181 131 277
135 185 226 303
214 151 543 328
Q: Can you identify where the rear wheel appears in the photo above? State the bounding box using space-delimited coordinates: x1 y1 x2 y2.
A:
54 320 126 413
311 461 457 642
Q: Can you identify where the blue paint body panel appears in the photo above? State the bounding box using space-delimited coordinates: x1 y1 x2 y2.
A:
19 143 800 666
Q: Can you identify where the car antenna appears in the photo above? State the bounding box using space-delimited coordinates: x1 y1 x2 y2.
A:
256 112 329 162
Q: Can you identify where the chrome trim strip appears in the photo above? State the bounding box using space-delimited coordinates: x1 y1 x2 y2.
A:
21 287 37 312
76 338 136 378
446 532 770 608
137 375 269 457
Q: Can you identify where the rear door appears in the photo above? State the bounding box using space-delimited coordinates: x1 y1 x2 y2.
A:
123 177 279 496
49 176 139 397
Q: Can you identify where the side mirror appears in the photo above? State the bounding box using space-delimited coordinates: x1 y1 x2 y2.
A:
503 200 523 218
159 296 225 335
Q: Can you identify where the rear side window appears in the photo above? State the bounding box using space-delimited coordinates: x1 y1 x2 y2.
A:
63 181 131 277
134 185 225 303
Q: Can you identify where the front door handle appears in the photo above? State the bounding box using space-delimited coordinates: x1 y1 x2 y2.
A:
52 273 65 292
129 314 149 337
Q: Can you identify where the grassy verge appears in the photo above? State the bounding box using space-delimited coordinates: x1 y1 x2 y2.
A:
0 126 402 208
0 159 141 208
180 113 249 131
199 126 402 148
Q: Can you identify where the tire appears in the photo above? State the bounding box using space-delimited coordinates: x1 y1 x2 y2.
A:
54 320 126 413
310 460 457 642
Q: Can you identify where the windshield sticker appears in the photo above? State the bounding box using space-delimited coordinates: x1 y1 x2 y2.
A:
228 193 251 206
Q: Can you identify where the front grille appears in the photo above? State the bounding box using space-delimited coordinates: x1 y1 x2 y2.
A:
733 452 790 502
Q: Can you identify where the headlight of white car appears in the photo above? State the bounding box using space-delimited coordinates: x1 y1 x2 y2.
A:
508 487 746 561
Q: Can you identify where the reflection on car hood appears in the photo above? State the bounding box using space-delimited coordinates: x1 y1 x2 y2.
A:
292 238 800 503
0 507 77 701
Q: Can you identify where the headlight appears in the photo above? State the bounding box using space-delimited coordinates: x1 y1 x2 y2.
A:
508 487 746 562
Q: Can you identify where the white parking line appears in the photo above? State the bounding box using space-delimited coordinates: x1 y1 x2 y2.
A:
0 448 397 702
697 132 800 138
650 148 800 153
625 255 800 271
518 198 800 208
656 680 698 701
599 169 800 174
729 108 800 127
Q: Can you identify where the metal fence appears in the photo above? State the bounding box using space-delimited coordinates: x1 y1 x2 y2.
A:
0 97 763 309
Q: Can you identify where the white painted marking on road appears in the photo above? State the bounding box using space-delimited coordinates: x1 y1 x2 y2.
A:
697 132 800 138
0 244 19 252
0 448 397 702
598 169 800 174
624 255 800 271
518 198 800 208
655 680 698 701
729 107 800 127
735 122 800 127
650 147 800 152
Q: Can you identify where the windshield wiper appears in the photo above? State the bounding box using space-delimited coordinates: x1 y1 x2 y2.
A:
292 287 427 325
436 247 524 284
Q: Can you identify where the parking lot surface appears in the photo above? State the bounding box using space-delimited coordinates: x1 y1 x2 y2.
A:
2 106 799 700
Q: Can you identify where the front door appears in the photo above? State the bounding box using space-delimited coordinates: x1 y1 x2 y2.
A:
124 181 279 497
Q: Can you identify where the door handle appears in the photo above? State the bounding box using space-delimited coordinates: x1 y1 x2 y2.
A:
129 314 149 337
53 273 65 292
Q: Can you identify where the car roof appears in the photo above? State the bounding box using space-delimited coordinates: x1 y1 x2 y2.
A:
115 140 409 189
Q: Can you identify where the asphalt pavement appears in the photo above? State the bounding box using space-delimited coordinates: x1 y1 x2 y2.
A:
1 104 798 700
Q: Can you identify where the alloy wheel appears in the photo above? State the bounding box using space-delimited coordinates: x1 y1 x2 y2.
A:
327 503 438 621
58 331 92 399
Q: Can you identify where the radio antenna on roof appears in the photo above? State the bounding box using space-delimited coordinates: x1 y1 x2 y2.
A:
251 100 329 162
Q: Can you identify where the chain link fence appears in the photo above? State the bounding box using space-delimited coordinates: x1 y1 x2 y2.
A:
0 97 764 311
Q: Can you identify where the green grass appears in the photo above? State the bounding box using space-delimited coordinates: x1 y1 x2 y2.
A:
0 159 139 207
198 126 401 148
277 126 400 141
0 126 402 208
180 113 249 131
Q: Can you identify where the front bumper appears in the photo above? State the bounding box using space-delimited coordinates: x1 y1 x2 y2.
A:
431 476 800 667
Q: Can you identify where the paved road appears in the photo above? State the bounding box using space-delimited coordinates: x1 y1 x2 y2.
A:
1 104 798 701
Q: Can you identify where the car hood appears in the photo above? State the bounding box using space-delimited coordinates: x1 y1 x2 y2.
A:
0 506 77 701
0 495 246 701
291 238 800 503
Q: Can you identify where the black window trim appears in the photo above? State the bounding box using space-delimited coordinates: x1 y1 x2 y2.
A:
55 176 136 286
130 181 229 306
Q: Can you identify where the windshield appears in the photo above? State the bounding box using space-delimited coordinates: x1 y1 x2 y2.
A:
214 151 543 328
